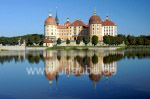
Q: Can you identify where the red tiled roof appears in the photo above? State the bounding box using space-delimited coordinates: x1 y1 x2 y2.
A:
45 16 57 25
70 20 85 26
102 20 116 26
44 39 52 43
89 16 102 24
83 24 89 28
65 21 71 26
57 26 68 29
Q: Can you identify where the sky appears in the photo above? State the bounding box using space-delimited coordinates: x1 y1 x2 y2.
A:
0 0 150 37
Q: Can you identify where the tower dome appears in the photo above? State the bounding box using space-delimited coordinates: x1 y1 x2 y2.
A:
89 8 101 24
45 11 57 25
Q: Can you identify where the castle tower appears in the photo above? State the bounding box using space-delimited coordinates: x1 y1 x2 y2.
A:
101 15 117 36
89 8 103 41
44 10 58 41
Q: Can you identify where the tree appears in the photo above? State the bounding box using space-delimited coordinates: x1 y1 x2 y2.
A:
130 38 136 45
39 41 44 46
76 37 81 45
125 40 129 45
66 39 70 45
83 36 90 46
103 36 111 45
27 37 34 46
57 38 61 45
127 35 136 45
137 38 144 45
116 35 124 45
92 35 98 46
35 36 41 44
144 38 150 45
111 36 117 45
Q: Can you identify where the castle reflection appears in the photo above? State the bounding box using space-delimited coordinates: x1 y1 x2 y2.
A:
43 50 119 88
1 50 150 88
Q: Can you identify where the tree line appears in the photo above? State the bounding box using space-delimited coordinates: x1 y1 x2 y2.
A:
1 34 150 46
103 34 150 46
57 34 150 46
0 34 44 46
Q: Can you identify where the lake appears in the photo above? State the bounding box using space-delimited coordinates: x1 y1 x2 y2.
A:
0 50 150 99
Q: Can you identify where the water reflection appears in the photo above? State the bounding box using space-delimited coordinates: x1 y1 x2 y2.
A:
44 50 118 88
1 50 150 89
0 51 44 64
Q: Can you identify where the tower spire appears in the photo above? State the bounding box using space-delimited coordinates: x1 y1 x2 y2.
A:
67 18 70 22
49 9 52 17
106 13 109 20
94 8 97 16
55 7 59 25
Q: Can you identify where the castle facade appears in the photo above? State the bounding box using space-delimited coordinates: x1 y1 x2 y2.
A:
44 8 117 42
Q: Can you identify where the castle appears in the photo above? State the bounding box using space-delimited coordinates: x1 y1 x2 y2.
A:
44 8 117 43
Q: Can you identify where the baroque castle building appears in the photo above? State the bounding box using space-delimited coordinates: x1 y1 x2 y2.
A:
44 8 117 42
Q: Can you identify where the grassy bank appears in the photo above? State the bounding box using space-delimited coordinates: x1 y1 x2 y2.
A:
124 46 150 50
47 45 150 50
0 49 9 52
47 45 123 50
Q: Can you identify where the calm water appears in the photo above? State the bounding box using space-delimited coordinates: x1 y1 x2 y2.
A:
0 50 150 99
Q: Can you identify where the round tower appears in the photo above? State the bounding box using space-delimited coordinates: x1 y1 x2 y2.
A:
89 8 103 41
44 11 58 41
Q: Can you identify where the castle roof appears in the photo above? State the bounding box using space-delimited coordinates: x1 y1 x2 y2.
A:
89 16 102 24
57 26 68 29
44 39 52 43
65 21 71 26
102 20 116 26
45 16 57 25
70 20 85 26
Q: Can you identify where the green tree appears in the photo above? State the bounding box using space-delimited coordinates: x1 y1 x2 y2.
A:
144 38 150 45
35 36 41 44
125 40 129 45
57 38 61 45
66 39 70 45
111 36 117 45
76 37 81 45
39 41 44 46
137 38 144 45
92 35 98 46
130 38 136 45
116 35 124 45
27 37 34 46
83 36 90 46
103 36 111 45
